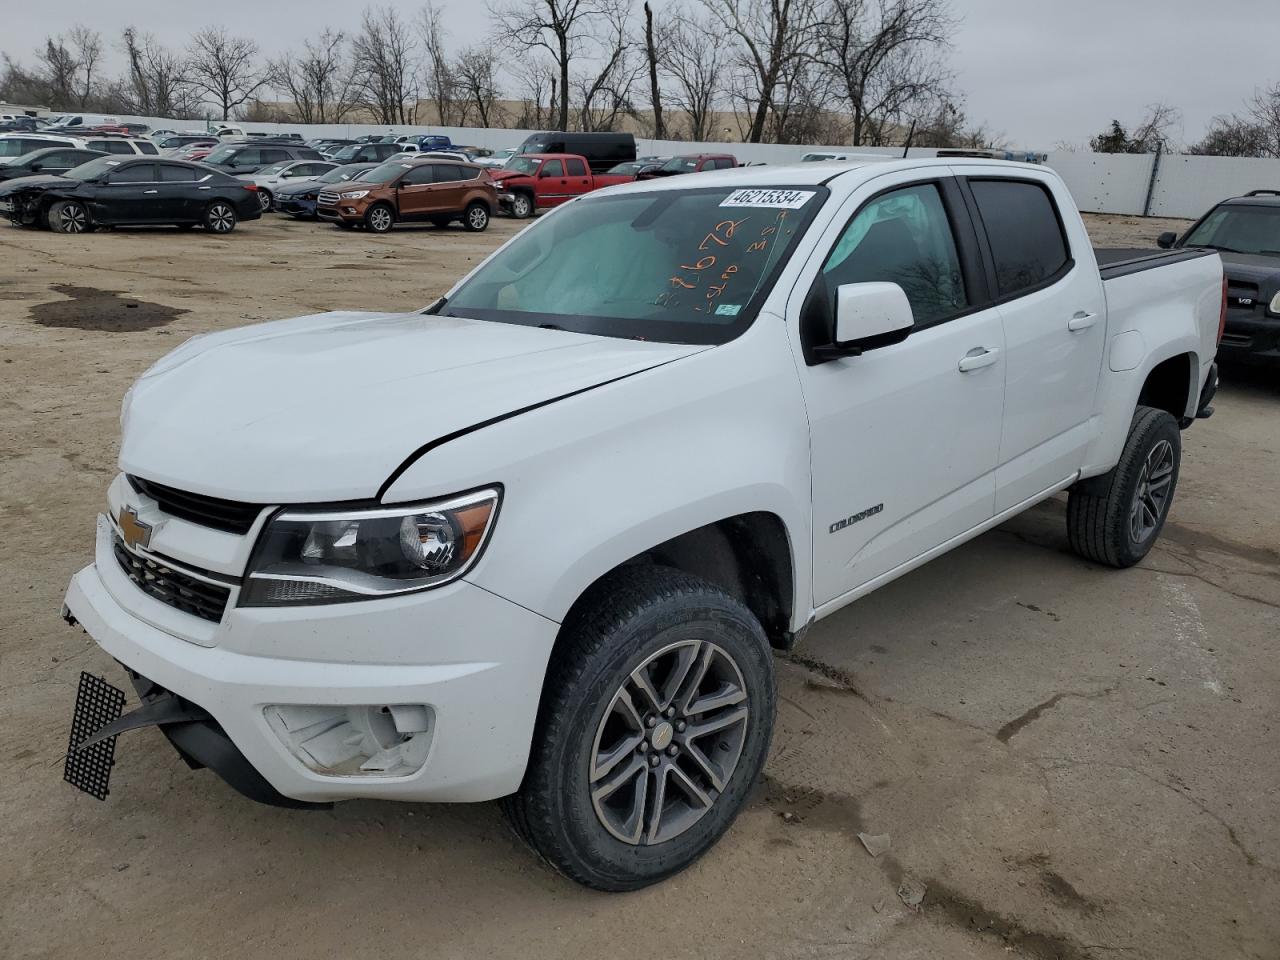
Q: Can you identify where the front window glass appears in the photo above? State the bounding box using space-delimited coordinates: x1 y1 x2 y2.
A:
445 186 824 344
660 157 700 173
205 146 238 163
1184 205 1280 257
506 157 540 175
358 161 412 184
822 183 968 324
62 156 121 180
332 145 359 161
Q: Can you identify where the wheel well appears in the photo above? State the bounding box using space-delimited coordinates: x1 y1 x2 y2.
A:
560 513 796 650
1138 354 1194 421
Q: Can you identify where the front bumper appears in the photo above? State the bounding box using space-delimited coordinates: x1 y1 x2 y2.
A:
1218 317 1280 366
278 196 318 217
64 519 558 804
316 205 363 223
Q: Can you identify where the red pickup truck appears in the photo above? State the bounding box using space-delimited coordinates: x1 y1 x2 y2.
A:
491 153 636 218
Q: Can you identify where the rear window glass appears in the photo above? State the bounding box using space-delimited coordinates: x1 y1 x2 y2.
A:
970 179 1070 297
159 165 197 182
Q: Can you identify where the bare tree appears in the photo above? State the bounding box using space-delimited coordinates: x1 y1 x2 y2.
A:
572 0 640 130
1245 82 1280 156
419 3 461 124
662 14 724 140
511 57 559 128
455 45 502 127
696 0 818 143
643 3 665 139
120 28 193 118
1189 116 1271 158
1090 103 1181 154
36 37 78 110
351 6 420 124
187 27 269 120
813 0 954 146
68 26 103 109
489 0 626 131
271 30 359 124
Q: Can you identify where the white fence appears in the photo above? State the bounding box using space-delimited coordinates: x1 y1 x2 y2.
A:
121 113 1280 220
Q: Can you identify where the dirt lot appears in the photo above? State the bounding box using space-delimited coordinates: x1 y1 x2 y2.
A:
1 211 1276 960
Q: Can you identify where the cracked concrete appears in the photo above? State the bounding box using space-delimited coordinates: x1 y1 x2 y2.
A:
1 214 1277 960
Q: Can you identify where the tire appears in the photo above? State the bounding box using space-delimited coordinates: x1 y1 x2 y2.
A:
463 202 490 232
1067 405 1181 568
509 192 534 219
257 189 272 213
364 203 395 233
204 201 237 234
503 565 775 891
46 199 92 234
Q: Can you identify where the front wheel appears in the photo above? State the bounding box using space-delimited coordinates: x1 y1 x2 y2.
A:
364 203 395 233
47 200 92 234
257 189 272 213
463 202 490 232
503 566 775 891
1067 405 1181 568
204 201 237 234
509 192 534 219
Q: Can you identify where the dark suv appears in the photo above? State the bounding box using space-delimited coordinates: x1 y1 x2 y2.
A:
201 142 324 175
1160 190 1280 367
329 142 410 166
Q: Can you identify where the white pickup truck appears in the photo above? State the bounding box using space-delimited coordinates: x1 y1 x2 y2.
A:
62 158 1222 891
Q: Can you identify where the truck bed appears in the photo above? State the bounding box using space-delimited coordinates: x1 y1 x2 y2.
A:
1094 247 1216 281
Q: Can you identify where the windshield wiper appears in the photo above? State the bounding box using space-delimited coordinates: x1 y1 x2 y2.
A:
1187 243 1244 254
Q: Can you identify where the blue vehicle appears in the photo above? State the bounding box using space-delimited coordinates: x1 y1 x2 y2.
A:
274 162 379 219
416 134 453 151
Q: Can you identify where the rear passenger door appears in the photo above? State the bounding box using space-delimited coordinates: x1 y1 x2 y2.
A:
156 163 201 221
563 157 592 198
959 171 1108 512
536 159 569 207
98 162 157 222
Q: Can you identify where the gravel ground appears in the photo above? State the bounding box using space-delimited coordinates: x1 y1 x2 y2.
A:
1 210 1276 960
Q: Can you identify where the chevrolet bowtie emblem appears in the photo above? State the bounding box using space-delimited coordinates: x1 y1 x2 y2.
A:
119 506 153 550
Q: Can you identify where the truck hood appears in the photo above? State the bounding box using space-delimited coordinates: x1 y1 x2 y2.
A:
488 170 528 184
120 310 704 503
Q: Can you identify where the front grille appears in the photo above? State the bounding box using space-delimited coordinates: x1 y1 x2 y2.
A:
113 536 231 623
129 476 262 535
318 191 339 205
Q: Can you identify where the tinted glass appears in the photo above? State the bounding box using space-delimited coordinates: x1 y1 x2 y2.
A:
565 158 587 177
506 157 540 175
401 164 435 185
822 182 967 325
714 158 735 169
159 164 197 182
970 179 1069 296
62 156 121 180
0 138 58 156
1183 204 1280 257
136 141 158 155
262 149 290 163
46 150 86 166
445 186 822 344
542 159 564 177
107 163 156 183
259 161 291 175
234 149 261 165
432 164 465 183
661 157 700 173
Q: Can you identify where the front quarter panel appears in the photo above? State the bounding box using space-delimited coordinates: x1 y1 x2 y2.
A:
382 319 814 632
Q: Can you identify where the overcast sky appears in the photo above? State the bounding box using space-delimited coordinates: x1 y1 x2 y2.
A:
3 0 1277 148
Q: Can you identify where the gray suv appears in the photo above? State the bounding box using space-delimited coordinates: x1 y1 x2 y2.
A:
201 141 324 175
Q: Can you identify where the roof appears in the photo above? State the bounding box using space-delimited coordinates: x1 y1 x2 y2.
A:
1222 195 1280 207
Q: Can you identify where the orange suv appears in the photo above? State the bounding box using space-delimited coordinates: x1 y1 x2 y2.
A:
316 158 496 233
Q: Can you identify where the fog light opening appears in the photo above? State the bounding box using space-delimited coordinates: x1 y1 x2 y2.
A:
265 703 434 778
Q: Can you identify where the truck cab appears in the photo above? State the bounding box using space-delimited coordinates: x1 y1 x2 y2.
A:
490 153 594 218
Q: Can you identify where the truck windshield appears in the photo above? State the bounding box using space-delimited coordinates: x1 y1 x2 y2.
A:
1184 204 1280 257
661 157 702 173
444 185 826 345
505 157 541 174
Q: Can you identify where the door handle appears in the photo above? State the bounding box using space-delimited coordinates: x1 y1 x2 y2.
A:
143 189 158 194
1068 311 1098 332
958 347 1000 372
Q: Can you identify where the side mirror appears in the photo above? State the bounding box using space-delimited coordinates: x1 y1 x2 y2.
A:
30 162 42 172
832 282 914 354
1157 231 1177 249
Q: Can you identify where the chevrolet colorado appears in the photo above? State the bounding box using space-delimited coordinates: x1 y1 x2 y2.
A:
62 159 1223 891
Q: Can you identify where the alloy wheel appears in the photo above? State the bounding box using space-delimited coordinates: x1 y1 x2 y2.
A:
60 203 87 233
1129 438 1174 543
258 191 271 212
208 204 234 232
468 206 488 230
369 207 392 232
589 639 749 846
512 195 532 218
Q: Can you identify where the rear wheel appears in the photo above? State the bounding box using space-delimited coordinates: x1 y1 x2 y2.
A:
1067 405 1181 568
47 200 92 234
257 189 273 213
463 202 490 232
509 192 534 219
503 566 775 891
364 203 395 233
204 201 237 234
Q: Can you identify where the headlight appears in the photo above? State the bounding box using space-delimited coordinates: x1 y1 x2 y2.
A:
1270 291 1280 315
340 190 368 199
240 487 500 607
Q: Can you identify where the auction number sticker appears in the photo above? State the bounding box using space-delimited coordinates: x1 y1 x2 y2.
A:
720 189 815 209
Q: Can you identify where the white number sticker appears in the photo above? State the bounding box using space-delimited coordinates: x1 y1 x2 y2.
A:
720 189 815 209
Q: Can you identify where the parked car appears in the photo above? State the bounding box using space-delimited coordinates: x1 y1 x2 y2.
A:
1158 189 1280 367
0 134 83 162
157 134 218 153
201 142 324 175
0 117 39 132
415 134 454 152
239 159 338 212
637 154 737 178
42 113 123 132
602 157 670 178
329 142 408 165
515 131 635 172
475 148 518 168
213 125 247 140
800 151 888 162
0 147 106 183
316 158 495 232
274 162 380 219
76 135 160 158
492 153 619 218
60 158 1222 893
0 156 262 233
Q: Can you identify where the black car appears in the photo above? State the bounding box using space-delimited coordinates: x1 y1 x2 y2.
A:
1160 190 1280 367
274 161 379 219
0 156 262 234
328 142 405 165
0 147 106 182
200 141 324 175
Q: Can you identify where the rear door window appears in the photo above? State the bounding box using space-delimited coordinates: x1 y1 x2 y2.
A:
431 164 465 183
968 179 1071 297
159 164 198 182
261 149 290 163
136 141 158 155
107 163 156 183
565 158 587 177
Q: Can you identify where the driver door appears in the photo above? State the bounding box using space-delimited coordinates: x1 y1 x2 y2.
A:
394 163 438 218
788 171 1007 608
